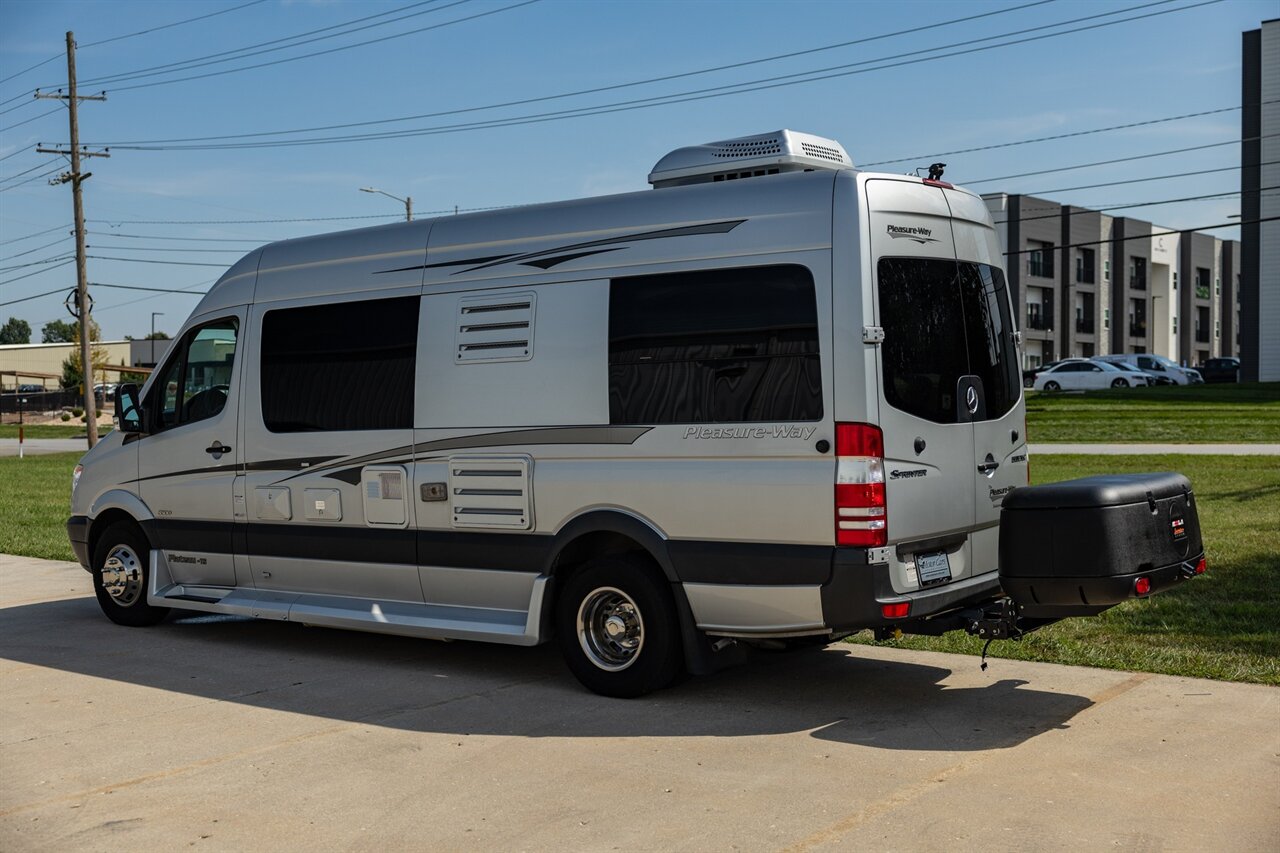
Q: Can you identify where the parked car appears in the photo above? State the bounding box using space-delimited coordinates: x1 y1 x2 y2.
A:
1095 353 1202 385
1022 360 1062 388
1197 357 1239 384
1034 358 1150 392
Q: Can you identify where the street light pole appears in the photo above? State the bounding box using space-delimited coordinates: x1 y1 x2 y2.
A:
151 312 164 366
359 187 413 221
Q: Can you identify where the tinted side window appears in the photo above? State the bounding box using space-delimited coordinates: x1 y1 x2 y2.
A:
957 263 1020 419
261 295 418 432
877 258 967 424
150 319 238 431
609 265 821 424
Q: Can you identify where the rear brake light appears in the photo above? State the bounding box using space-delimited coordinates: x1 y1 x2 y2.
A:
836 423 886 547
1195 557 1206 575
922 179 954 189
1134 576 1151 596
881 602 910 619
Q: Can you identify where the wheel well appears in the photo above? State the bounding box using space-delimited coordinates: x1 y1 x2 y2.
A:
88 509 143 561
550 531 653 583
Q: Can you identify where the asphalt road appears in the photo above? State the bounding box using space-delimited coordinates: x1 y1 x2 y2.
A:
1 554 1277 851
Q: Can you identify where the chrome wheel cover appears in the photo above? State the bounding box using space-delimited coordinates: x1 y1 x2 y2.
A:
577 586 644 672
101 544 144 607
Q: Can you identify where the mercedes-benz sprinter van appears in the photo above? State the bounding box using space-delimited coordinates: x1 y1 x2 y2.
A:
68 130 1029 696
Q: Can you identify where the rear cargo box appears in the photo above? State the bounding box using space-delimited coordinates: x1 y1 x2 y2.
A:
999 473 1204 617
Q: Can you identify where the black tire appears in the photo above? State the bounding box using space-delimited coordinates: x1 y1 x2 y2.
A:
91 520 169 627
555 555 683 698
1044 381 1061 392
1111 378 1129 388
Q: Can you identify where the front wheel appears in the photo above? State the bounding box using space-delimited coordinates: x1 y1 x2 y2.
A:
556 555 683 698
1043 380 1061 392
1111 378 1129 388
92 520 170 627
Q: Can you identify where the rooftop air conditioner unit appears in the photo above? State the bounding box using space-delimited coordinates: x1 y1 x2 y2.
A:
648 129 854 189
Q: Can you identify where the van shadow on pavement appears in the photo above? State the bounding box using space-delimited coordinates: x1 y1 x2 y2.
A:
3 596 1093 751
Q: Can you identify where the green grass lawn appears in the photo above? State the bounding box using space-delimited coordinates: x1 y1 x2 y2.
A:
0 423 112 439
0 452 79 561
852 453 1280 685
1025 382 1280 443
4 451 1277 684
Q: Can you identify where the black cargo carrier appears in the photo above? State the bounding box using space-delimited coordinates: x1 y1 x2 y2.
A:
998 472 1205 618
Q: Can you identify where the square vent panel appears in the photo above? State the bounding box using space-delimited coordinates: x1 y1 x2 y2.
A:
455 292 535 364
448 455 532 530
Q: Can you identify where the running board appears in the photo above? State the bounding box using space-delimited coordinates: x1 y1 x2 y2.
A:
150 575 549 647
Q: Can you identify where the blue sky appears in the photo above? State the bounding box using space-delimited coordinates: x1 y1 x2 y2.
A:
0 0 1273 340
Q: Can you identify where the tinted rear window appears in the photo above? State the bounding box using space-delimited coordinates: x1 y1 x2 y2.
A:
877 258 1019 424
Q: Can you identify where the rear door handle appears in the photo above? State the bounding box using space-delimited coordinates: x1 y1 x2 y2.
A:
977 461 999 474
206 441 232 455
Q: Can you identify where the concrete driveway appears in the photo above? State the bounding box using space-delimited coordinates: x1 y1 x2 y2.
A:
1 554 1276 851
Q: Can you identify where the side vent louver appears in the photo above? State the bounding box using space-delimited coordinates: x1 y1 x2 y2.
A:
456 292 535 363
448 455 532 530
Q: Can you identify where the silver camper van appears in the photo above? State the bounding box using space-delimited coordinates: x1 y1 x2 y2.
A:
69 130 1030 696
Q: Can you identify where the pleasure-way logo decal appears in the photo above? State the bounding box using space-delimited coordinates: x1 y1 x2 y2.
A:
886 224 940 244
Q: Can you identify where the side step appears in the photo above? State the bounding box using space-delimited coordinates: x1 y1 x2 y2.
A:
150 579 548 647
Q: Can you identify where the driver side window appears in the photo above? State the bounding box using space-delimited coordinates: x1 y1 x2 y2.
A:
150 318 238 431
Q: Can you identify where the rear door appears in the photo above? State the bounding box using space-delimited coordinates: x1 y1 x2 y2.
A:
944 189 1027 575
866 179 976 589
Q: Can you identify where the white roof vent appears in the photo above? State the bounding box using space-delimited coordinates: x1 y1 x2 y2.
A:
648 129 854 189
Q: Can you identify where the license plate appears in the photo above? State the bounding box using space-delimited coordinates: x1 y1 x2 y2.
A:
916 551 952 586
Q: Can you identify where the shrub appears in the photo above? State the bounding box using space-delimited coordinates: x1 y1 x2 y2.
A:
71 407 83 417
60 413 71 422
80 415 88 423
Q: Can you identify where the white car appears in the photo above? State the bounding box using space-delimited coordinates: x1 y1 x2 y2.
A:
1034 359 1150 392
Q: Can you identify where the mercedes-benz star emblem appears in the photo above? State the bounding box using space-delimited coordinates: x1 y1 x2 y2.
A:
966 386 979 414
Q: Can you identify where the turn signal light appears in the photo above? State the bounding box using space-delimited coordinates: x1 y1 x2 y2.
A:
835 423 886 547
1195 557 1206 575
1134 576 1152 596
881 602 910 619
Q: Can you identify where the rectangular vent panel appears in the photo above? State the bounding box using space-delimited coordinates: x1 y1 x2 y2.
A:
456 292 535 363
448 455 532 529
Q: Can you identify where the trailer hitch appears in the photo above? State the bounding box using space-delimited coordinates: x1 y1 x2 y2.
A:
963 598 1025 671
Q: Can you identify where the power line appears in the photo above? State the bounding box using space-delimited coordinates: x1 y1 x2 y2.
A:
89 282 212 293
0 161 54 184
74 0 454 88
93 279 217 314
0 253 74 273
0 0 271 88
0 223 73 246
0 285 67 307
91 213 403 226
0 258 74 288
1021 160 1279 197
0 165 66 193
89 232 261 242
87 0 539 96
966 134 1277 186
0 234 72 260
86 255 231 267
85 0 1059 146
91 0 1221 150
85 244 248 253
0 106 63 134
1003 216 1278 256
991 187 1280 226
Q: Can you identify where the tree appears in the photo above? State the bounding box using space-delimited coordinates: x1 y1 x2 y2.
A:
42 319 76 343
60 319 111 391
0 317 31 344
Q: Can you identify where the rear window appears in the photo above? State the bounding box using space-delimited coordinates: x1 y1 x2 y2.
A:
877 258 1020 424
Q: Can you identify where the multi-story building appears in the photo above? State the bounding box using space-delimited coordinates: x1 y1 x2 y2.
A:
1242 19 1279 382
985 193 1241 369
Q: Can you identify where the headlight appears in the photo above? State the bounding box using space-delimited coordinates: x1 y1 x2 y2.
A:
72 464 83 495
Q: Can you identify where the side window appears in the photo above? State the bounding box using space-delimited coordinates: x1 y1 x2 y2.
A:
609 265 821 424
261 295 418 432
877 258 967 424
957 263 1020 420
149 319 239 431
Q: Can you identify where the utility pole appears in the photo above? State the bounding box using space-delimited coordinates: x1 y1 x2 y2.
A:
36 31 108 448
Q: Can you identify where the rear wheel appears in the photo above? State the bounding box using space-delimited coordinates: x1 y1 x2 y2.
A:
1111 378 1129 388
92 520 169 627
556 555 683 698
1043 380 1061 392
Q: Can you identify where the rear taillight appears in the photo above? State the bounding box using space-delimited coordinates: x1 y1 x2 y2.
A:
835 423 886 547
1195 556 1206 574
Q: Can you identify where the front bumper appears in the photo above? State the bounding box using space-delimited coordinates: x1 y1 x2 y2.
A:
66 515 90 568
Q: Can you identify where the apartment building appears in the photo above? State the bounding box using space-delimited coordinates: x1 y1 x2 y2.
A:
1241 19 1279 382
984 193 1240 370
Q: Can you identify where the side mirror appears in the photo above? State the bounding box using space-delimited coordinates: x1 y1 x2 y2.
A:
116 383 145 434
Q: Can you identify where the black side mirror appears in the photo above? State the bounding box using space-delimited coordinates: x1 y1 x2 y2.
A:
116 383 145 434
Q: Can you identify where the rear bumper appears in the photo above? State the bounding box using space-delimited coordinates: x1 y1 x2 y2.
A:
1002 552 1204 618
66 515 90 569
821 548 1004 633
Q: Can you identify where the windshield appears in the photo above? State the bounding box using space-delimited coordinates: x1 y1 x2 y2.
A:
1095 361 1125 372
1154 356 1181 369
877 257 1020 424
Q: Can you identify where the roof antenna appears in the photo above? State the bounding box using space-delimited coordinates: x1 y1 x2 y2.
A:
927 162 946 181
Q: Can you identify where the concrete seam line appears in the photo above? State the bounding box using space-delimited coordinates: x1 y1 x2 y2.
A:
779 672 1153 852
